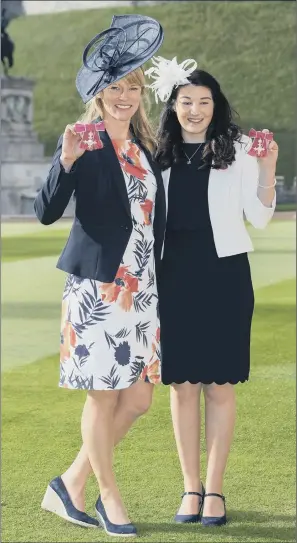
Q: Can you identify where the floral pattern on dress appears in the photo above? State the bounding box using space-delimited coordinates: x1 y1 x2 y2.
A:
59 140 161 390
113 139 148 180
100 265 139 311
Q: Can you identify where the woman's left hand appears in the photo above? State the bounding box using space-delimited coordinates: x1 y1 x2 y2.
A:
258 134 279 173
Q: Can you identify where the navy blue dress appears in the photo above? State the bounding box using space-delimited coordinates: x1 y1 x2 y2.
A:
158 143 255 385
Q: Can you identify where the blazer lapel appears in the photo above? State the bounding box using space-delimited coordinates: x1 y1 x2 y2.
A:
162 168 171 218
98 131 131 219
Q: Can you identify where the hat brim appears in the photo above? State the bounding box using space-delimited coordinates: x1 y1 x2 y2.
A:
76 14 164 104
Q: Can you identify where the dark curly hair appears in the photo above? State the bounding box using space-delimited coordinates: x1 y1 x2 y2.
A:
155 69 242 171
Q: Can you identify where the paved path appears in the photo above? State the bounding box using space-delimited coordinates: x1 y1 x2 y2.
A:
273 211 296 220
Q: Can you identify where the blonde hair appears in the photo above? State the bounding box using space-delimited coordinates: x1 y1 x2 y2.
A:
77 68 156 154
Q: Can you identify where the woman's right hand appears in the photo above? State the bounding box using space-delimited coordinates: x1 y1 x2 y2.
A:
60 124 85 169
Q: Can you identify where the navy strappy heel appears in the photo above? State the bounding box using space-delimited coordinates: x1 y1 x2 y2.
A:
174 483 205 523
201 492 227 526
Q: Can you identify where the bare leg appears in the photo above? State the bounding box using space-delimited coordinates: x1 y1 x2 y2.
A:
61 381 154 511
203 383 236 517
81 389 131 524
170 382 203 515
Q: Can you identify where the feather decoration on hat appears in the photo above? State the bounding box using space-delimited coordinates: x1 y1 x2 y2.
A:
145 56 197 103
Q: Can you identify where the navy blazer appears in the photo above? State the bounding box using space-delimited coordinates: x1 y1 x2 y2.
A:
34 130 166 283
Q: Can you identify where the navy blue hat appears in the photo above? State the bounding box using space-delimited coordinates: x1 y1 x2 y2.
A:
76 14 164 103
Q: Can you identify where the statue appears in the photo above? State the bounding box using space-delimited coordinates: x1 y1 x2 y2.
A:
0 0 55 216
1 0 24 75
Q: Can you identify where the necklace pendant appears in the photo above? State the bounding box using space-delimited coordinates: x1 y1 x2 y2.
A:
187 159 191 165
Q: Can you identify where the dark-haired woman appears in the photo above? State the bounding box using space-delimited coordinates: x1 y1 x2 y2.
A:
146 59 278 526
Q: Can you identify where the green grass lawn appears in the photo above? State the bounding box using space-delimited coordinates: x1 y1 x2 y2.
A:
8 1 296 182
1 219 296 542
276 204 296 212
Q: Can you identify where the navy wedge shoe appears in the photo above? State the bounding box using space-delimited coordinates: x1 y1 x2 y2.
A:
95 496 137 537
41 476 99 528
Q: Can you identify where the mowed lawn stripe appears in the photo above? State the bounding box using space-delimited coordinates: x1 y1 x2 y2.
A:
2 220 295 262
1 257 65 371
2 230 70 262
1 220 73 238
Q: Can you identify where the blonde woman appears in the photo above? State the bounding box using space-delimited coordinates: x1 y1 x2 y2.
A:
35 16 165 537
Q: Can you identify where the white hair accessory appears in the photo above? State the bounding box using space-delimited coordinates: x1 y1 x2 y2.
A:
144 56 197 103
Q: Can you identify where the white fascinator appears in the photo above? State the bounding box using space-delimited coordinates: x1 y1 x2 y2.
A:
145 56 197 103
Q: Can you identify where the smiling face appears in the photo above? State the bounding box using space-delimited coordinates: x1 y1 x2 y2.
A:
100 73 143 123
175 84 214 142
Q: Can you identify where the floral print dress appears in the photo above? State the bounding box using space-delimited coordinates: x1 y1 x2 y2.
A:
59 140 161 390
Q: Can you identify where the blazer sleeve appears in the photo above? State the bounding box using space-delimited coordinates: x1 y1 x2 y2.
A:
241 148 276 229
34 135 79 225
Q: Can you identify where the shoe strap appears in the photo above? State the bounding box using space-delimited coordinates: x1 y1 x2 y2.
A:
182 482 205 499
204 492 225 502
182 491 203 498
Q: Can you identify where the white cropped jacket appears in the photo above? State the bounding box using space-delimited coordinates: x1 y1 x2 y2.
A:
161 137 276 259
